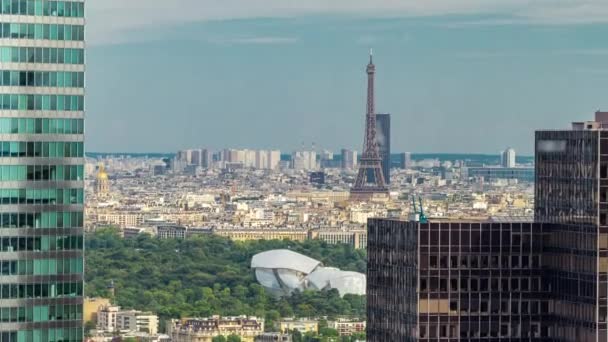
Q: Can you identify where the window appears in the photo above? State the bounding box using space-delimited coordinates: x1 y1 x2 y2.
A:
430 255 438 268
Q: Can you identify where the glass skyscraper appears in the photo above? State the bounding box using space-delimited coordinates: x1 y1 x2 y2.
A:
0 0 85 340
367 111 608 341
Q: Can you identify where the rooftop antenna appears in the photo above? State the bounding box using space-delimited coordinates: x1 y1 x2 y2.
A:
369 48 373 64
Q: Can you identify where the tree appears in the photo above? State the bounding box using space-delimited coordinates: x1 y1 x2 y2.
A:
84 320 96 337
227 335 242 342
264 310 280 332
319 327 339 337
85 231 367 323
212 336 227 342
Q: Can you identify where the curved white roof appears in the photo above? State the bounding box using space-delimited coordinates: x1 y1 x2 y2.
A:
329 271 366 296
307 267 342 290
276 269 306 291
251 249 365 297
251 249 321 274
255 269 281 290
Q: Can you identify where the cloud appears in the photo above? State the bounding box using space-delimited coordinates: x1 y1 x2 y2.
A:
87 0 608 45
453 48 608 60
207 36 298 45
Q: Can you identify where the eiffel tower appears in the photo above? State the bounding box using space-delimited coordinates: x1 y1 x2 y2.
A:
350 50 389 201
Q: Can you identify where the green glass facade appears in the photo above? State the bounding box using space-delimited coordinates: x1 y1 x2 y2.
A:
0 0 84 340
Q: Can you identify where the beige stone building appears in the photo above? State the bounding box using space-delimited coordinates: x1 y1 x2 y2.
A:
169 316 264 342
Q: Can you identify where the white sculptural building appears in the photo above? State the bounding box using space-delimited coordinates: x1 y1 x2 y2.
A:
250 249 366 297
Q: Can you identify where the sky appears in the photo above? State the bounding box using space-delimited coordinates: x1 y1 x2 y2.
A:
85 0 608 155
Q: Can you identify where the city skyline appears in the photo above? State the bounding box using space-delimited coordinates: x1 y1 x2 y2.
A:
85 2 608 154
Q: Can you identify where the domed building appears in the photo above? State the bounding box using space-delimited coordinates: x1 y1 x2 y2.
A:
96 164 110 196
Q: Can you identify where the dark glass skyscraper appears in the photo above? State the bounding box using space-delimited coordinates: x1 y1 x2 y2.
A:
367 112 608 341
0 0 85 340
375 113 390 184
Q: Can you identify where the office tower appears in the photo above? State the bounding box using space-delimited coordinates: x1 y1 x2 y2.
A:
291 150 316 170
368 219 545 341
367 112 608 341
0 0 86 339
320 150 338 168
255 150 266 169
176 150 190 164
501 147 516 168
269 150 281 170
535 111 606 341
201 149 212 168
402 152 412 169
190 149 202 166
341 149 357 169
351 51 388 200
375 114 391 184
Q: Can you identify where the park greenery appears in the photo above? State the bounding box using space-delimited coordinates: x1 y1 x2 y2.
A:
85 228 367 332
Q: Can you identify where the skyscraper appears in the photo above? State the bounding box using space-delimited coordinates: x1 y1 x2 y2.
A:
400 152 412 169
0 0 85 340
190 149 203 166
341 149 357 169
375 114 390 184
291 150 317 170
501 147 516 168
367 112 608 341
201 149 212 168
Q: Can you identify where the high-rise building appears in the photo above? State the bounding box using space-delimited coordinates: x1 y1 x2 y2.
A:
291 150 317 170
341 149 357 169
201 149 212 168
190 149 203 166
0 0 86 339
501 147 516 168
215 149 279 170
400 152 412 169
375 114 391 184
269 150 281 170
367 112 608 341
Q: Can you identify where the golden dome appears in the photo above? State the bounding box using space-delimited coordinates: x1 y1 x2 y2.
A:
97 164 109 181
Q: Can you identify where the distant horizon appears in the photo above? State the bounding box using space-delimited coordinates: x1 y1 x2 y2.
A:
86 151 535 159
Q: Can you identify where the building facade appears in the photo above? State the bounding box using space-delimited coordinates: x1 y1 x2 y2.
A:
169 316 264 342
375 113 390 184
84 297 111 324
116 310 159 335
340 149 357 169
97 306 159 335
400 152 412 169
327 319 366 336
501 147 516 168
0 0 86 340
466 167 534 182
367 112 608 341
278 319 318 334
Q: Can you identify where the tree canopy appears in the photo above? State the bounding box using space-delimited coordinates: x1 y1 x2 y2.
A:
85 228 367 329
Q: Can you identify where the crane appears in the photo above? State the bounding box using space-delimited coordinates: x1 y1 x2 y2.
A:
418 196 428 223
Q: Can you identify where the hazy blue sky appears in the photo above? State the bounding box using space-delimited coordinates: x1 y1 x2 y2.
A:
85 1 608 155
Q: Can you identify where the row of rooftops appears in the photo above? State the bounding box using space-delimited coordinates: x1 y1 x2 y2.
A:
572 111 608 130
